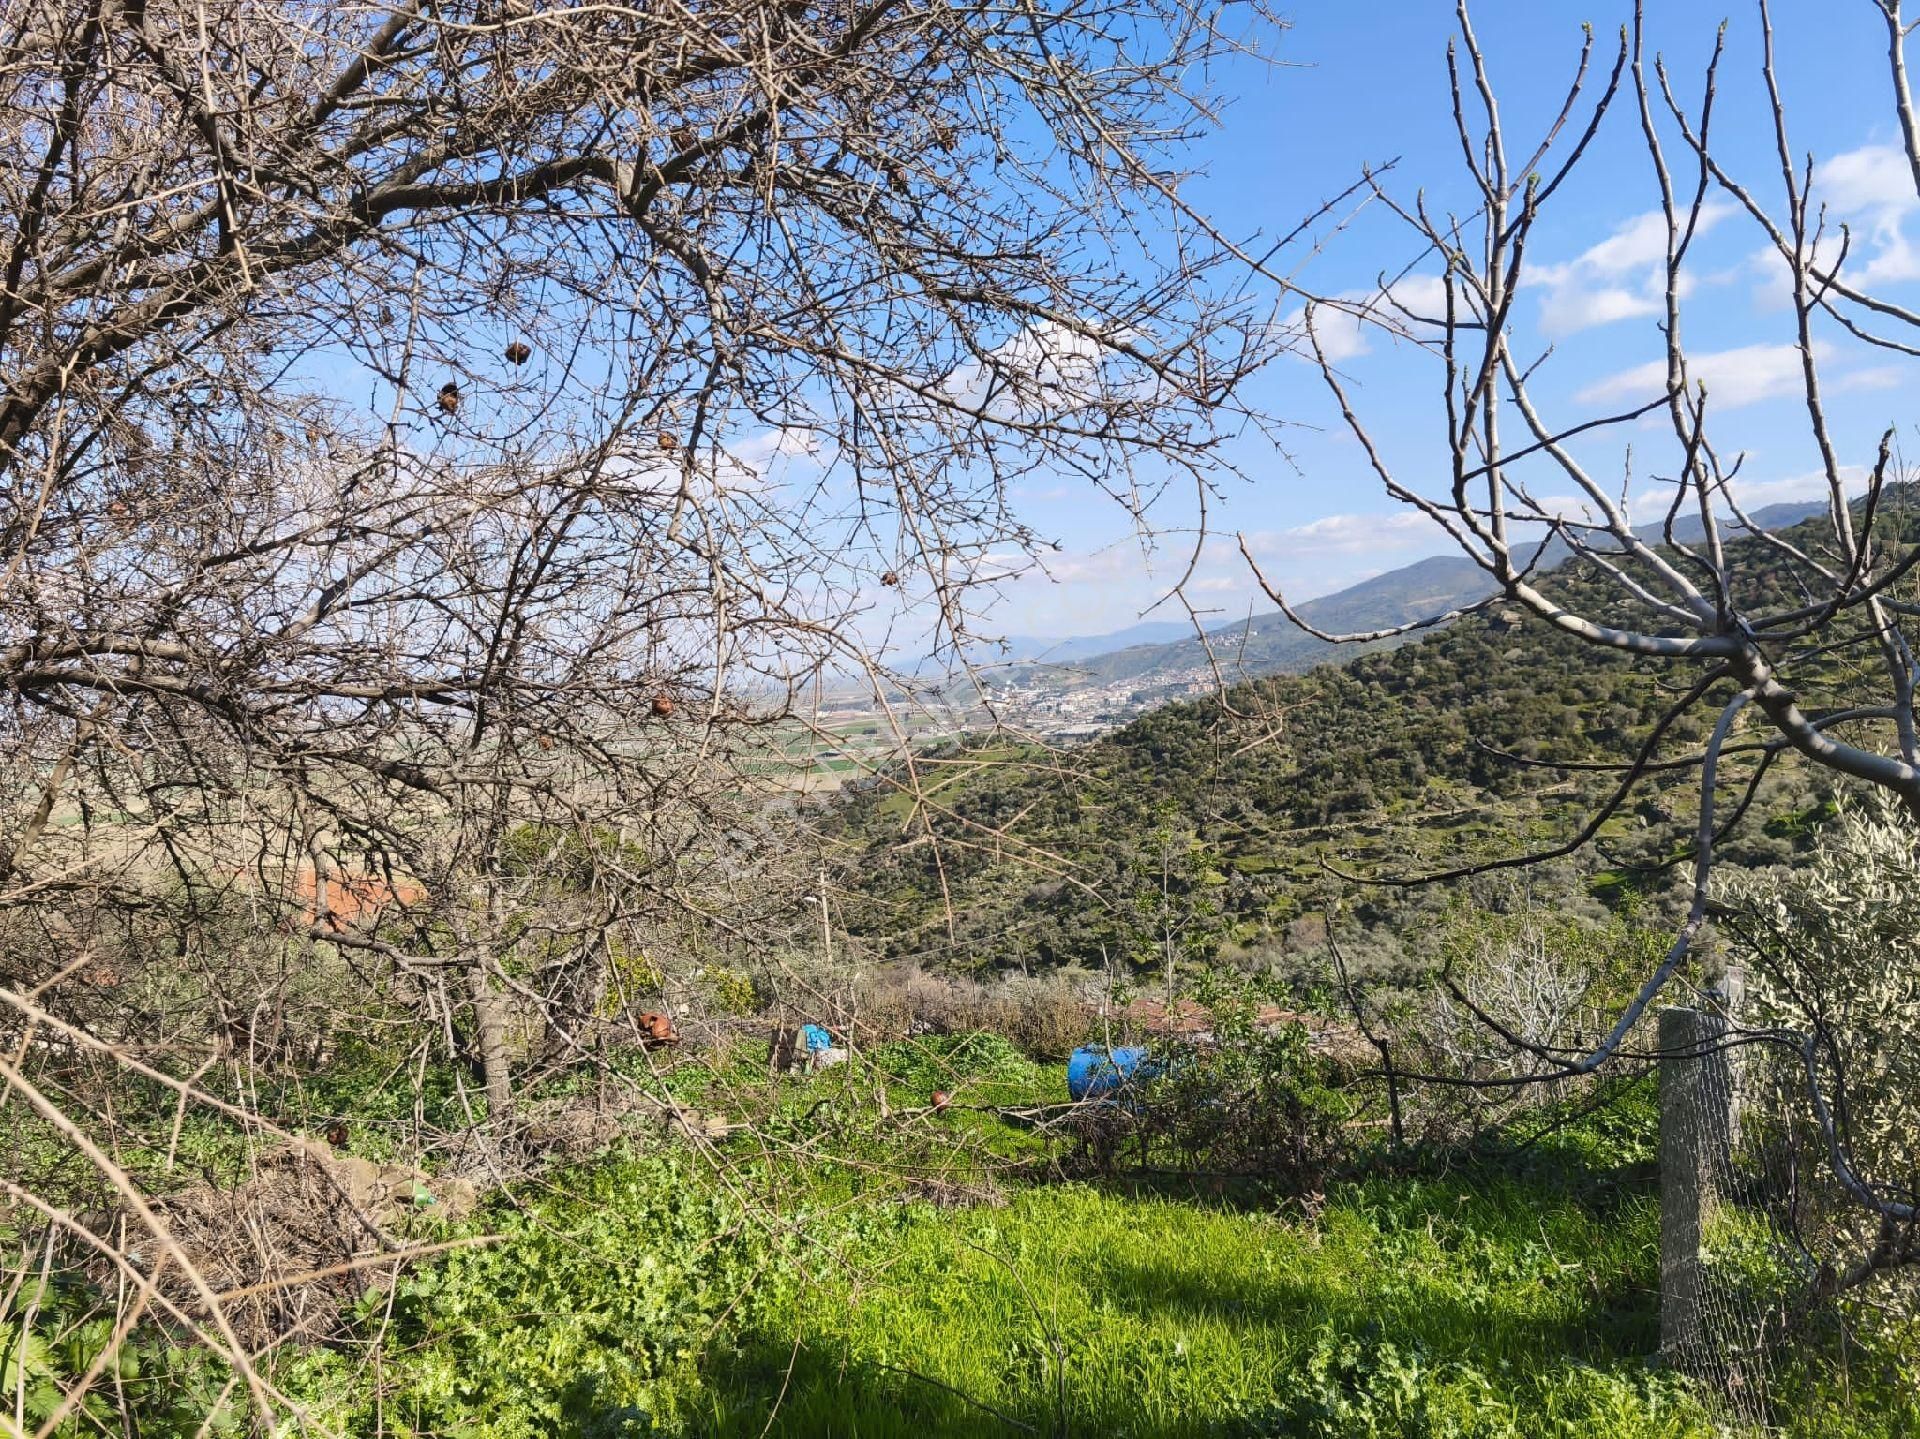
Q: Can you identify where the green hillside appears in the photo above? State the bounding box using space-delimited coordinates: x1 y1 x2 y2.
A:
828 504 1887 978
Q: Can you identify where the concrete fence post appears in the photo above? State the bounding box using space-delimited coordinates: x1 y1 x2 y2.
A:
1658 1004 1733 1364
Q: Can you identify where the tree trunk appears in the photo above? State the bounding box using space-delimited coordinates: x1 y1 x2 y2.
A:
467 959 514 1125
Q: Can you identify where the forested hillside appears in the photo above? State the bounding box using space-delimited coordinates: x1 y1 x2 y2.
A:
829 504 1882 978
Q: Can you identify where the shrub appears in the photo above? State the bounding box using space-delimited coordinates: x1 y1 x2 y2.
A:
1141 1019 1351 1188
843 966 1094 1056
1419 904 1665 1083
1000 974 1096 1058
1066 979 1352 1190
1388 902 1669 1145
1720 796 1920 1206
1718 795 1920 1342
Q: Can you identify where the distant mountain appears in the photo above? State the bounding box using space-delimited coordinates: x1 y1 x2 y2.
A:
985 621 1198 664
872 621 1200 682
1009 501 1825 691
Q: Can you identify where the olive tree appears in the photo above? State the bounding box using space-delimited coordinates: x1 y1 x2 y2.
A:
1722 798 1920 1291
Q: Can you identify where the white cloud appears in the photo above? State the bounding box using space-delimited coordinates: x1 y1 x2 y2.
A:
978 512 1456 639
1568 210 1675 273
1720 464 1871 510
1746 240 1820 311
1578 337 1915 410
966 550 1034 582
1818 144 1917 218
596 424 822 500
1539 285 1663 333
1284 305 1371 363
727 425 823 478
1833 363 1907 393
1276 275 1450 363
1528 205 1727 336
1576 341 1826 410
1857 230 1920 285
941 320 1129 415
1242 508 1447 558
1042 543 1166 585
1749 144 1920 303
1745 227 1916 307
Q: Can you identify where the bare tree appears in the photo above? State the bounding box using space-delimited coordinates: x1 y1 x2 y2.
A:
0 0 1281 1418
1250 0 1920 1269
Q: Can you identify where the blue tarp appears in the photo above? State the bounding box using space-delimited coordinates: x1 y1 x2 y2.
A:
800 1023 834 1052
1067 1045 1157 1100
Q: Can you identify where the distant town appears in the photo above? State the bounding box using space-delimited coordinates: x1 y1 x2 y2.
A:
799 647 1228 791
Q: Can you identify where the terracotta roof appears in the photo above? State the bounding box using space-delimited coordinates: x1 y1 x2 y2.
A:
289 866 426 932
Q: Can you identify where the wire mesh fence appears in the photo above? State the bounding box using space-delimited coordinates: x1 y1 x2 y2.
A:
1659 1003 1917 1432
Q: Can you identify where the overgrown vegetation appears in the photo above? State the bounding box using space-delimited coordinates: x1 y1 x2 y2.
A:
10 1029 1914 1437
1720 800 1920 1293
10 504 1919 1432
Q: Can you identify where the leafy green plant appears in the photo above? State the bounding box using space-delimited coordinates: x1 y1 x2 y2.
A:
0 1273 241 1438
702 964 761 1016
285 1148 784 1437
866 1031 1039 1096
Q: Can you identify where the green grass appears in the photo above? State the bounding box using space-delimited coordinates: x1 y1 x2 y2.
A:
19 1038 1914 1438
691 1173 1711 1438
283 1046 1912 1439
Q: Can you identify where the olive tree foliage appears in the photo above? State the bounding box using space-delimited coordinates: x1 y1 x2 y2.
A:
1721 798 1920 1290
0 0 1278 1403
1421 907 1662 1091
1243 0 1920 1242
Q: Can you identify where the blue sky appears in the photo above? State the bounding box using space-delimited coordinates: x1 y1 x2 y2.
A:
982 0 1920 641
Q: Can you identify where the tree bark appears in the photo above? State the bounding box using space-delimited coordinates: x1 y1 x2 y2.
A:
467 958 514 1125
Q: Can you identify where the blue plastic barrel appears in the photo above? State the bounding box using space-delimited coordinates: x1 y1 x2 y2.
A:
1067 1045 1156 1101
